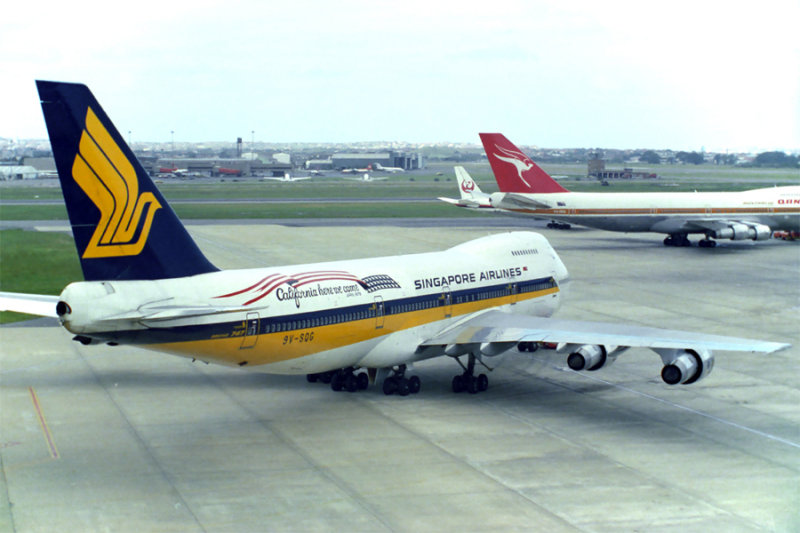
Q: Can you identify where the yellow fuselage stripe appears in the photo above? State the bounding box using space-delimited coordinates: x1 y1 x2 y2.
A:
143 287 558 367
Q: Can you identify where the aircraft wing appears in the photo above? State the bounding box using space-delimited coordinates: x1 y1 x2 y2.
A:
650 217 774 240
680 219 758 232
0 292 60 317
490 193 552 210
420 309 788 354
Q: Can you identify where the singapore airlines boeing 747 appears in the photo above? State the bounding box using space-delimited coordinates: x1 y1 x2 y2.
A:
457 134 799 247
0 82 788 397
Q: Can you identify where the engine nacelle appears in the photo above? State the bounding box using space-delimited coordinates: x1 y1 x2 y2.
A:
750 224 772 241
660 349 714 385
711 223 772 241
562 344 627 371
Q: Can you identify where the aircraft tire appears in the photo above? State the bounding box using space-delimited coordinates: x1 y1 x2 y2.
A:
345 373 358 392
383 376 398 395
467 376 479 394
452 374 465 393
357 372 369 390
331 371 345 392
397 379 411 396
306 373 318 383
477 374 489 392
408 375 421 394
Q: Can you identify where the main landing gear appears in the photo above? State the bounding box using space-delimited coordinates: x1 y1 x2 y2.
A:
663 233 719 247
547 221 571 230
382 364 421 396
307 367 369 393
663 233 691 247
451 353 489 394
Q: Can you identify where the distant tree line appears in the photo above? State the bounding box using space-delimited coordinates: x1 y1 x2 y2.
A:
752 151 799 168
636 150 797 167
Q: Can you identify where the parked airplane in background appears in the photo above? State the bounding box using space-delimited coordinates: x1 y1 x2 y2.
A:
478 134 800 247
343 172 387 182
374 163 405 173
156 167 188 177
0 82 788 399
438 166 493 209
262 172 312 182
341 165 372 173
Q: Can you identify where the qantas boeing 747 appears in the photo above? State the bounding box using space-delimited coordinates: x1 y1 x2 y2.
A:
0 82 789 396
444 134 800 247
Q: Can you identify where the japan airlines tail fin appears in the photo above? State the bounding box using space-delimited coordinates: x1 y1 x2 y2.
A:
479 133 569 194
437 166 493 208
36 81 218 282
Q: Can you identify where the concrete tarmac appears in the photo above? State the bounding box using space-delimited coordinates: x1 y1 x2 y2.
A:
1 222 799 532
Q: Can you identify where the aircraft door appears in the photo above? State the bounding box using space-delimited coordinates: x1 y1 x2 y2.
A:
442 286 452 318
241 312 259 349
374 296 385 329
510 282 519 305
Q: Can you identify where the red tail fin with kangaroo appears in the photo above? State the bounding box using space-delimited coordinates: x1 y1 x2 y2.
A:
479 133 569 194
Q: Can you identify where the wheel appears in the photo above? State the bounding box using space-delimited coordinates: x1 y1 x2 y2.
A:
663 236 674 246
408 375 421 394
306 373 318 383
331 371 345 391
383 376 398 395
345 373 358 392
466 375 479 394
452 374 464 393
357 372 369 390
477 373 489 392
397 379 410 396
320 371 333 384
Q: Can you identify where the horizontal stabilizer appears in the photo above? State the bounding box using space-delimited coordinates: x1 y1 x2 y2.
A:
491 193 552 210
0 292 60 318
437 197 486 208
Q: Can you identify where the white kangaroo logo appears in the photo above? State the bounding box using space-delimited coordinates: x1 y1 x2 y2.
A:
492 144 534 188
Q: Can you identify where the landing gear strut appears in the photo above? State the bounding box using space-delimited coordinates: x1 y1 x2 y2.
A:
382 365 421 396
451 353 489 394
663 234 691 247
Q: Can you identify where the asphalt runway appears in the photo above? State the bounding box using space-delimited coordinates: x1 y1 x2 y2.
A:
1 222 799 532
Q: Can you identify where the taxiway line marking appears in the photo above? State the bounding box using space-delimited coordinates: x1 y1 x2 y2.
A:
28 387 59 459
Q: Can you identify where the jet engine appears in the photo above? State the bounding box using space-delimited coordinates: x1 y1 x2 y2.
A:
660 349 714 385
710 223 771 241
561 344 627 371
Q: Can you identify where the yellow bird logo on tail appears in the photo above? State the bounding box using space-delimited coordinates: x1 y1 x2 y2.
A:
71 107 161 258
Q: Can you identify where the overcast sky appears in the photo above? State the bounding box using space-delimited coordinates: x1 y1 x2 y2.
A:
2 0 798 152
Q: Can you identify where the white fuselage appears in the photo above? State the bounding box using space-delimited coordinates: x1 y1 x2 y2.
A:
492 186 800 235
57 232 569 374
